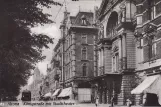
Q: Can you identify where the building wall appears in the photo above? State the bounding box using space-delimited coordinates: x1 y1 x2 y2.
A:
126 31 136 69
29 67 43 100
74 32 95 77
95 0 137 105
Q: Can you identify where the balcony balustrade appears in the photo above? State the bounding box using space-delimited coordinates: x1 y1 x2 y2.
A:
98 66 105 76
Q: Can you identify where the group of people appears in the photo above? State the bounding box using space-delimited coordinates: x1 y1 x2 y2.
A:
95 96 132 107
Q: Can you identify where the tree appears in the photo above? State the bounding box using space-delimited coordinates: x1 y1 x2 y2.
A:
0 0 60 99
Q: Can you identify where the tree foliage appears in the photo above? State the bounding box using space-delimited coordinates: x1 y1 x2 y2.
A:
0 0 58 99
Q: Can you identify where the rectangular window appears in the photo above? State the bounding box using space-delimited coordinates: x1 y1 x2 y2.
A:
116 53 119 71
150 7 154 20
82 47 87 60
155 1 161 16
137 16 142 25
136 5 143 14
113 56 115 72
143 36 157 61
81 34 87 44
149 37 156 59
112 52 119 72
82 63 87 76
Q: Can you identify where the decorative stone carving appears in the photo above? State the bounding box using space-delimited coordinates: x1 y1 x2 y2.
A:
119 3 126 22
99 23 104 39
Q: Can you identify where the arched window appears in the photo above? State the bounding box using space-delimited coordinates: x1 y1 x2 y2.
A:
82 63 87 76
82 47 87 60
106 11 118 37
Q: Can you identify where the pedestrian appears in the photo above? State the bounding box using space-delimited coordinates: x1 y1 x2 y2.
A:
126 98 132 107
111 96 115 107
95 96 99 107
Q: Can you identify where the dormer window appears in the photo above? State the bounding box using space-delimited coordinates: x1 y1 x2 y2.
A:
81 15 87 26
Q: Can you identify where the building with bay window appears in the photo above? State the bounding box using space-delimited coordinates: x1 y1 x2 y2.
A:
131 0 161 106
90 0 137 105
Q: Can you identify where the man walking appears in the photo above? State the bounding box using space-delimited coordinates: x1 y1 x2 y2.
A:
95 96 99 107
111 96 115 107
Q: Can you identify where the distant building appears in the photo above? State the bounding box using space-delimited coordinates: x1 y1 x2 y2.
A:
28 67 43 100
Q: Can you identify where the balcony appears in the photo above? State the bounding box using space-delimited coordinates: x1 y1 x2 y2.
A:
98 66 105 76
107 27 117 39
97 37 111 46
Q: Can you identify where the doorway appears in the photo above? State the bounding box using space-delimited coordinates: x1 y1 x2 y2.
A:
144 93 160 106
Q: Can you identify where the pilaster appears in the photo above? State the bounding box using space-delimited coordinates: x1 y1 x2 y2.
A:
117 73 134 105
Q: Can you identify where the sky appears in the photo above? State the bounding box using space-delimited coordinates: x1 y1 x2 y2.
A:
27 0 102 85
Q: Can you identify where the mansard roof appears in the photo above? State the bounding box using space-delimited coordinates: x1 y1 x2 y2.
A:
73 11 93 26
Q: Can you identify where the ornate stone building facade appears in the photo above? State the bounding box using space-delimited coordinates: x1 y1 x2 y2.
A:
58 10 98 101
131 0 161 106
90 0 137 105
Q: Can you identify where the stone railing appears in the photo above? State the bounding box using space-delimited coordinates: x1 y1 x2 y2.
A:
98 66 105 76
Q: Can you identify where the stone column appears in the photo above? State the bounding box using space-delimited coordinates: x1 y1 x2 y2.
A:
98 49 101 76
118 36 122 71
117 74 134 105
122 33 127 70
101 49 104 67
94 35 97 77
135 94 143 105
71 32 76 77
104 45 112 73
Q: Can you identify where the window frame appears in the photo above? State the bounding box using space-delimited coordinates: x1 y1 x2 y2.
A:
81 34 87 44
82 63 87 76
81 47 87 60
142 35 157 62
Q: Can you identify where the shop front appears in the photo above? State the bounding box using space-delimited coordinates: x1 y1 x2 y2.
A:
131 74 161 106
90 73 122 104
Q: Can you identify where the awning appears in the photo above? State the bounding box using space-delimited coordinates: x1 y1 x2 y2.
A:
52 89 61 97
131 75 160 94
57 87 72 98
44 92 52 97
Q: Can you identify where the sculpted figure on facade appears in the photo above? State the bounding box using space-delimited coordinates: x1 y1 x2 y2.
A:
99 23 104 39
119 3 126 23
